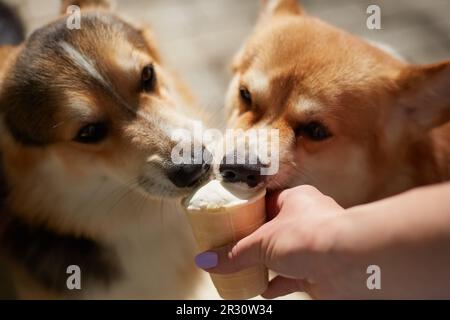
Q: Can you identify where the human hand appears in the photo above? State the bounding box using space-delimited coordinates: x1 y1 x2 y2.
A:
195 183 450 299
195 185 348 299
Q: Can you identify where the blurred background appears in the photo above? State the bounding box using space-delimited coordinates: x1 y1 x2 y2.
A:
1 0 450 299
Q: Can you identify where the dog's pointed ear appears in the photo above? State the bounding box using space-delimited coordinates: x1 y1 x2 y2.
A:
396 61 450 131
60 0 111 14
260 0 304 17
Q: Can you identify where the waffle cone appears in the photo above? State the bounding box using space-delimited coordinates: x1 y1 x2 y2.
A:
185 191 268 299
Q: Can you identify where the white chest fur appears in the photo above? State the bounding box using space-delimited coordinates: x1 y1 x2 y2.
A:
81 198 219 299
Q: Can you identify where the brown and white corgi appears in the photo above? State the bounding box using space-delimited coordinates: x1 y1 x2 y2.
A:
0 0 216 299
220 0 450 208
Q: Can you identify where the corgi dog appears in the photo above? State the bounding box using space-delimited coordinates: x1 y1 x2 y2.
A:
0 0 216 299
220 0 450 208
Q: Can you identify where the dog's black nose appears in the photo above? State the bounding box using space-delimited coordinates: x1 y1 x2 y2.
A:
219 160 265 188
167 163 209 188
167 147 212 188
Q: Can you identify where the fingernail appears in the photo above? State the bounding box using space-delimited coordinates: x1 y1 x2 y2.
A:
195 252 218 269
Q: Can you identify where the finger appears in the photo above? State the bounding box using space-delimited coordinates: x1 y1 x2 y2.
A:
266 188 296 219
266 190 283 220
275 185 343 217
195 230 264 274
262 275 306 299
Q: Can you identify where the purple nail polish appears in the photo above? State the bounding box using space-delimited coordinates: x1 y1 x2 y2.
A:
195 252 218 269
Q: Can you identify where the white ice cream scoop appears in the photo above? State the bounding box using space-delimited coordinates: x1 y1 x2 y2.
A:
184 179 266 211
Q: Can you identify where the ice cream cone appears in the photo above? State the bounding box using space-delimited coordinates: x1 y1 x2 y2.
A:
183 180 268 299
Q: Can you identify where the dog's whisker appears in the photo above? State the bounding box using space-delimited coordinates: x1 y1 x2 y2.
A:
104 180 141 216
289 165 317 186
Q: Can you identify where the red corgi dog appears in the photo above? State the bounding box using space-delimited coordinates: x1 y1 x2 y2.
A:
220 0 450 208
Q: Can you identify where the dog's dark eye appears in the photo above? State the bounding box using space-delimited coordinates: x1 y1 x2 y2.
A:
296 121 331 141
239 86 252 106
75 122 108 144
141 64 157 92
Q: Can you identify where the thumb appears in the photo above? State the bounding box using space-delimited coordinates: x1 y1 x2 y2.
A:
195 227 265 274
